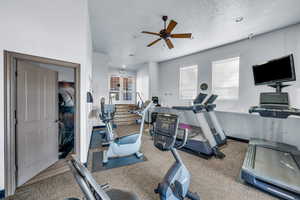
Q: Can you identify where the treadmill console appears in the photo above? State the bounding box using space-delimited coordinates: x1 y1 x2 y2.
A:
204 94 218 111
153 113 179 151
260 92 289 107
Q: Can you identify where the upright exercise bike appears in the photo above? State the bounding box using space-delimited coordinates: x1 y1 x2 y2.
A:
153 113 200 200
99 98 153 164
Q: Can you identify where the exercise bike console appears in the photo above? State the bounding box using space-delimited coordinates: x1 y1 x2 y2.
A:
153 114 179 151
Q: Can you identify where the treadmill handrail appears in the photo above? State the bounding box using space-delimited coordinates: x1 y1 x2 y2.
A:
249 106 300 118
172 104 206 113
172 106 194 111
204 94 218 106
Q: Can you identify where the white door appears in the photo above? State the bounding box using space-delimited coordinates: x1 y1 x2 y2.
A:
16 60 59 186
109 75 135 104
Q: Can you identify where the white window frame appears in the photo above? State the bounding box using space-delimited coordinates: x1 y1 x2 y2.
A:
212 57 240 100
179 65 198 100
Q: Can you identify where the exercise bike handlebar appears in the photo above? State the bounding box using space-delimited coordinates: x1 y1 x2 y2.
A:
68 156 111 200
175 127 188 149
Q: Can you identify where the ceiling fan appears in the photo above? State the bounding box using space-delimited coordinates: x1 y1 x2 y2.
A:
141 16 192 49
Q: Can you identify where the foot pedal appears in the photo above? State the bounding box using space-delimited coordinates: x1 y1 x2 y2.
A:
186 190 200 200
212 147 225 159
100 183 110 190
154 183 161 194
135 152 143 158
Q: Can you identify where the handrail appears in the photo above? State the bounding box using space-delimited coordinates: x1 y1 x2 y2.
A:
136 92 144 107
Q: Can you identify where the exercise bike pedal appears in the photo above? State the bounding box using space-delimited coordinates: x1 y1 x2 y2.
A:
154 183 161 194
212 147 225 159
100 183 110 190
135 152 144 158
186 190 200 200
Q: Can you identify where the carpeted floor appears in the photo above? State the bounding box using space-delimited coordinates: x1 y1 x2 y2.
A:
7 125 277 200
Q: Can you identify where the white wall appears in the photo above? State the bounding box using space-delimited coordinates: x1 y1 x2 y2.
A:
148 62 160 97
84 0 94 167
92 52 110 105
92 52 139 106
0 0 93 192
136 62 160 102
158 24 300 147
136 64 150 101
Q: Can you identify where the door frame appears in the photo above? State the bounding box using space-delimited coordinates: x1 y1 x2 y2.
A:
4 51 81 196
108 74 136 104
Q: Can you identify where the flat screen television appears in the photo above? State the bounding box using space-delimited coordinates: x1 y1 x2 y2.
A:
252 54 295 86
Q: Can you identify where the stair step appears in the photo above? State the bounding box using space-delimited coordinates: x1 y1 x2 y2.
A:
114 116 140 122
114 114 139 118
113 104 139 126
115 104 137 109
116 109 132 113
115 109 131 113
115 121 137 125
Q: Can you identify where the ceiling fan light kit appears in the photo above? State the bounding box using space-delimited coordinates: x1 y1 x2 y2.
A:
142 16 192 49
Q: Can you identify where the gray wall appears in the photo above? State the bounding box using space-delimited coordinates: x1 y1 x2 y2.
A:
158 24 300 148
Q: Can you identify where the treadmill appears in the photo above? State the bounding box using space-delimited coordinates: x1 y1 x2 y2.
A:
241 105 300 200
171 93 226 159
241 54 300 200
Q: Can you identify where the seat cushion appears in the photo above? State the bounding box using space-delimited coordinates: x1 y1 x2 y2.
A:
107 189 140 200
115 133 139 145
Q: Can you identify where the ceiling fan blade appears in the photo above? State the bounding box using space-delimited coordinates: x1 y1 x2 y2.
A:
147 38 162 47
170 33 192 38
166 20 177 33
141 31 161 36
165 39 174 49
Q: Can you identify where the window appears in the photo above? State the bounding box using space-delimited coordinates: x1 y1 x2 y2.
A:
212 57 240 100
179 65 198 100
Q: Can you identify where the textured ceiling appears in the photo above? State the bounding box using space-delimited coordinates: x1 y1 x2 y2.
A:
88 0 300 69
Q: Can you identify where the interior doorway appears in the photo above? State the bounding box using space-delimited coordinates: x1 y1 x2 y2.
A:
4 51 81 196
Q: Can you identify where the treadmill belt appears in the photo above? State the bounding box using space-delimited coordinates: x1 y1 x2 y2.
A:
255 147 300 192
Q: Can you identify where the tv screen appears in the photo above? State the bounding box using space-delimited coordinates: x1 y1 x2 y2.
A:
253 54 295 85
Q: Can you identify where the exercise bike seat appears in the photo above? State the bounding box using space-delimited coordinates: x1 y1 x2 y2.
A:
115 133 140 145
107 189 140 200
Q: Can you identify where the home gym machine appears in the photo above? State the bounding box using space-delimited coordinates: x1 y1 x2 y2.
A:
153 113 200 200
172 92 226 159
68 155 140 200
241 54 300 200
99 97 154 164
